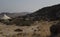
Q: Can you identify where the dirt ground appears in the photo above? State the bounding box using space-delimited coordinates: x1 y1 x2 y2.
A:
0 21 59 37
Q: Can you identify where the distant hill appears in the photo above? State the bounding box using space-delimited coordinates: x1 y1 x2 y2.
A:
9 4 60 26
24 4 60 21
0 12 31 18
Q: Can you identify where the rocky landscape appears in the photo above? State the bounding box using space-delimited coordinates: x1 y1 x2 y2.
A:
0 4 60 37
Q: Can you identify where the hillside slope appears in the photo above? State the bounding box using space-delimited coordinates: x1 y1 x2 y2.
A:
25 4 60 21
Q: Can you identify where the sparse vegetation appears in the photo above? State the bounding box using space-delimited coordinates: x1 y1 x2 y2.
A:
14 29 23 32
0 4 60 37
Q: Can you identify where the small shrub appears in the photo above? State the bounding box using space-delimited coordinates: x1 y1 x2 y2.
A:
14 29 23 32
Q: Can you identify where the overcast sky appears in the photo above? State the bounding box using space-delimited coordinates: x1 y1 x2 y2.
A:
0 0 60 13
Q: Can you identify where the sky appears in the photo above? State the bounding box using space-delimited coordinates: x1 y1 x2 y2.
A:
0 0 60 13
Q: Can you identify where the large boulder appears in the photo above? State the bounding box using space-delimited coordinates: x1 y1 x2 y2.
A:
50 22 60 37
